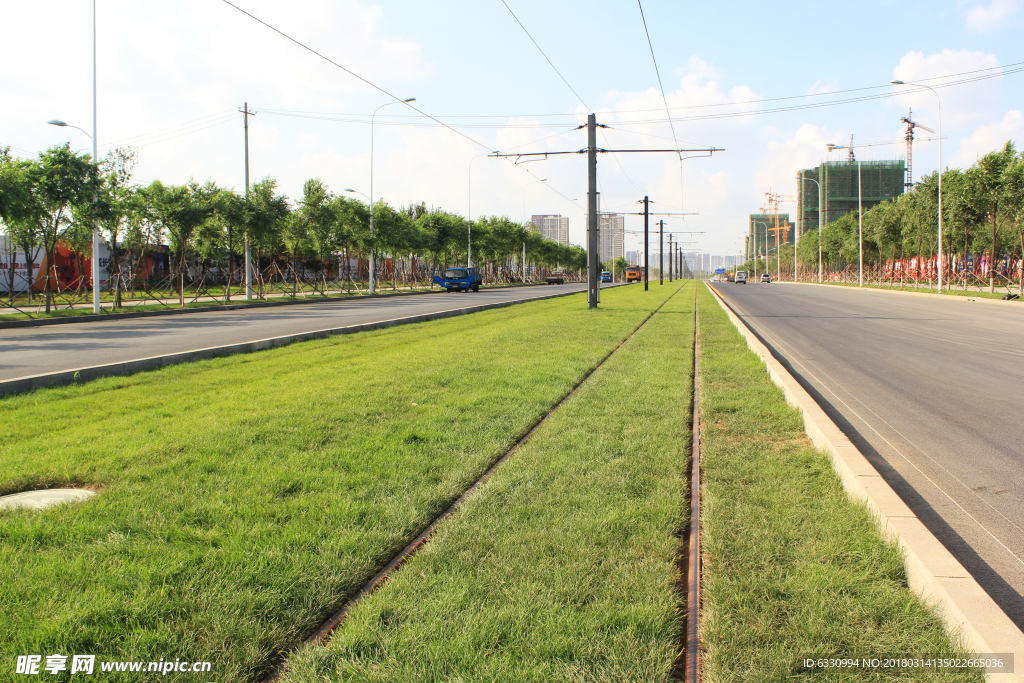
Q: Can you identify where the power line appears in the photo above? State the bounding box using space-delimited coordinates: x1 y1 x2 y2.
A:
499 0 591 111
635 0 679 154
219 0 491 153
219 0 583 214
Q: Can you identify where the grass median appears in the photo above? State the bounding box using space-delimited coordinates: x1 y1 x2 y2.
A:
0 282 668 682
696 283 982 682
278 281 694 683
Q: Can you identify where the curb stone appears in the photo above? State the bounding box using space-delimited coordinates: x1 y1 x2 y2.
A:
704 281 1024 683
777 280 1024 308
0 286 621 399
0 282 563 330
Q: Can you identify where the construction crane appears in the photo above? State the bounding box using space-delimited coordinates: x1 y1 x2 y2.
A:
764 191 796 249
900 109 935 191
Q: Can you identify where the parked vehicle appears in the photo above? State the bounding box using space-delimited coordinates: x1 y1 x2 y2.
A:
726 275 735 282
600 271 612 283
432 266 483 292
546 271 565 285
735 270 748 284
760 273 771 283
625 266 644 282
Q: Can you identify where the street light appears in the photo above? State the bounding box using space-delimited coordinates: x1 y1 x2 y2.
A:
826 142 864 287
892 80 943 292
751 220 768 282
523 178 547 284
49 118 100 313
797 174 823 283
370 97 415 294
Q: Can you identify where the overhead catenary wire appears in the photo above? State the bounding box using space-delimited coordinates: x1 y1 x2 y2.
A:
499 0 591 111
219 0 584 213
634 0 688 235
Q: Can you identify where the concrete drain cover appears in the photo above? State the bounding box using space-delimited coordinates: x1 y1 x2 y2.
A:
0 489 95 510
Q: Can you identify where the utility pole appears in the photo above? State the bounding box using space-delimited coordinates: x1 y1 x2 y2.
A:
668 234 673 281
242 103 253 300
643 196 650 291
587 114 598 309
659 220 665 285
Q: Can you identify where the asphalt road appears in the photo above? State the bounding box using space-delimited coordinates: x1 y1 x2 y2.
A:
0 284 588 382
709 281 1024 629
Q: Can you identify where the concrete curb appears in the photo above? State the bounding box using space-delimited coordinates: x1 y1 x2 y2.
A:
0 282 566 331
777 280 1023 308
704 281 1024 683
0 287 596 399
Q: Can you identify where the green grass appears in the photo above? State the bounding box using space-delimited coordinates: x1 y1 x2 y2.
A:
0 283 666 683
696 283 982 682
278 280 694 683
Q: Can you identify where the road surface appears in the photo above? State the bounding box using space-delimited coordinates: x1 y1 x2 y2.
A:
709 280 1024 629
0 284 588 382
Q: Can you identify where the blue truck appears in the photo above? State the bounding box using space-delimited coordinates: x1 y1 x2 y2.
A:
433 266 483 292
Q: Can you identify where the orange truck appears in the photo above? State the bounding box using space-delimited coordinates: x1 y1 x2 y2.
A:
625 266 644 283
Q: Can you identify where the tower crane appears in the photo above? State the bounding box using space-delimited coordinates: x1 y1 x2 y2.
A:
900 109 935 191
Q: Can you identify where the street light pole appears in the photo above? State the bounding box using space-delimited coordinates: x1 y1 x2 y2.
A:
752 220 768 282
797 174 822 282
892 80 942 292
826 143 864 286
47 117 100 312
370 98 415 294
91 0 99 314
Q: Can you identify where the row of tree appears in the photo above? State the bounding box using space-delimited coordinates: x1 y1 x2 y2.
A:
0 144 588 310
750 140 1024 292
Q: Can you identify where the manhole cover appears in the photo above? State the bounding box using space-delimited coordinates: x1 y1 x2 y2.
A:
0 489 95 510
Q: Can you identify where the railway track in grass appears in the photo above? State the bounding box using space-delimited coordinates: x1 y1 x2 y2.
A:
260 286 686 682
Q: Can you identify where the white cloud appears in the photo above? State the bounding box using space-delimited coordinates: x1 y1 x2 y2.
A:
755 123 837 201
950 110 1024 167
892 50 1001 128
965 0 1022 32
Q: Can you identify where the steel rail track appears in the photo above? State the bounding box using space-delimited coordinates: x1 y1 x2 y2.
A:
259 285 685 683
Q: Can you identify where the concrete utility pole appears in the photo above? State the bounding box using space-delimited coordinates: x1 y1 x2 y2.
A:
242 102 253 300
659 220 665 285
587 114 598 309
643 196 650 291
663 232 671 280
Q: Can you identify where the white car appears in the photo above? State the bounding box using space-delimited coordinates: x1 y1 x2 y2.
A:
735 271 747 284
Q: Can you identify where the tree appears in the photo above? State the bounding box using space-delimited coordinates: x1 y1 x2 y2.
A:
972 142 1017 291
151 179 216 306
24 145 96 312
244 177 290 298
0 149 38 301
298 178 335 293
96 147 139 307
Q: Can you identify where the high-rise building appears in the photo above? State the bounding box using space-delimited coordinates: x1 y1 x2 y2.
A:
582 213 625 264
797 160 904 237
746 213 796 261
530 214 569 246
581 213 624 264
625 250 640 266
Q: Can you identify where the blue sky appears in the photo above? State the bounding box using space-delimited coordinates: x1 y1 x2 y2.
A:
3 0 1023 257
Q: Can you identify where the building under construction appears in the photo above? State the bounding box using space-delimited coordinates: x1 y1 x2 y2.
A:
797 160 905 236
746 213 795 262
